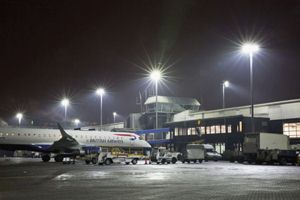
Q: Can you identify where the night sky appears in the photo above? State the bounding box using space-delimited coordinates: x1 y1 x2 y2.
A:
0 0 300 125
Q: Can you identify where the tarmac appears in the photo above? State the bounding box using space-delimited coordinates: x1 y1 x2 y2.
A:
0 157 300 200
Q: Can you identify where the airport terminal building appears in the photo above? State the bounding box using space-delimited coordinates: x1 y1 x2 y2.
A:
134 98 300 154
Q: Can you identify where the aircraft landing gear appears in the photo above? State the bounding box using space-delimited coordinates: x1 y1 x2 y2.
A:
54 155 64 162
42 154 51 162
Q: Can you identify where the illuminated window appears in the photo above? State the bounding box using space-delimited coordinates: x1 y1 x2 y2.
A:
283 123 300 138
200 127 205 134
211 126 216 134
187 128 196 135
174 128 179 136
239 121 243 132
216 125 220 134
227 125 232 133
166 132 171 139
182 128 186 136
221 125 226 133
187 128 191 135
215 143 226 154
206 127 210 134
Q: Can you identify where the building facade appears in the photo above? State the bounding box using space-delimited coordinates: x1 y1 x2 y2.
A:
137 99 300 154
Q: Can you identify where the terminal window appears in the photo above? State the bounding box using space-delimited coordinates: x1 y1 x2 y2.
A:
283 123 300 138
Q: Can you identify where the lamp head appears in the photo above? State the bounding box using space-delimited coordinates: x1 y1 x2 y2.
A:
61 98 70 107
150 70 161 82
16 113 23 119
223 80 230 88
96 88 105 96
241 43 260 55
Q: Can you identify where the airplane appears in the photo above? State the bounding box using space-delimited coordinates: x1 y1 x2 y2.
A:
0 124 151 162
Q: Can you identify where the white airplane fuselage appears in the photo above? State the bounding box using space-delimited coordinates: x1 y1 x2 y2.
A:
0 127 151 153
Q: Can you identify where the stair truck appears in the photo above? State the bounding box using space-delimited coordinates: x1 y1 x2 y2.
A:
181 144 205 163
150 147 182 164
232 132 298 165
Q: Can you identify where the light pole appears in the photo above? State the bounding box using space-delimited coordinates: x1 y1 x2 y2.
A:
241 43 260 132
16 113 23 126
222 80 230 109
96 88 105 130
61 98 70 122
150 69 161 129
113 112 117 123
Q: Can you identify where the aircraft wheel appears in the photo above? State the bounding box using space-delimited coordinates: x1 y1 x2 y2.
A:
54 155 63 162
42 155 50 162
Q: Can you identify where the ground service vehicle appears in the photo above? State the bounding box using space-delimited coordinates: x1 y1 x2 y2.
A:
203 144 222 161
232 133 298 165
97 148 144 165
181 144 204 163
150 147 181 164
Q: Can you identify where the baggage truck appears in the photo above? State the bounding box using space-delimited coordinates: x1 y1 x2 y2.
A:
234 133 298 165
97 148 144 165
181 144 205 163
84 147 145 165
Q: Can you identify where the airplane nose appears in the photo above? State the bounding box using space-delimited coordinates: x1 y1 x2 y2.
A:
144 141 151 148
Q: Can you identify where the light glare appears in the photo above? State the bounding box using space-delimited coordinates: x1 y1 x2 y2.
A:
16 113 23 119
224 81 230 88
61 98 70 107
96 88 105 96
74 119 80 124
150 70 161 82
241 43 260 54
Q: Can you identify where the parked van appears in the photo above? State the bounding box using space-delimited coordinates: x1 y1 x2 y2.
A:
202 144 222 161
181 144 205 163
